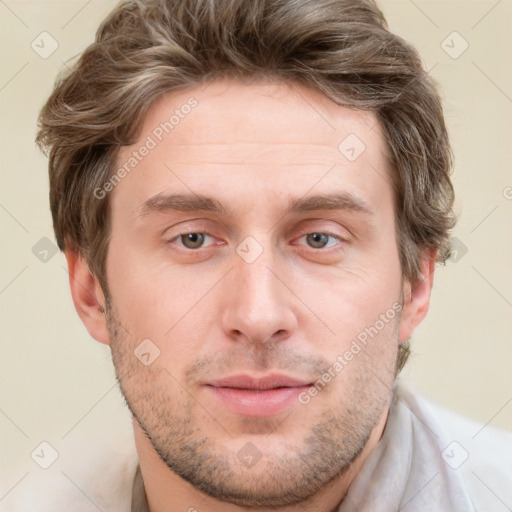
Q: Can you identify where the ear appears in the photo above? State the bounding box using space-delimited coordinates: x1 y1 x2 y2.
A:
399 250 436 343
65 250 110 345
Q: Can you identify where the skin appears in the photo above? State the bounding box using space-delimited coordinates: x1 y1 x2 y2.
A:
67 78 435 512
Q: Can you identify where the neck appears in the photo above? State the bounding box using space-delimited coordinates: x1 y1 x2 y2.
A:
133 405 389 512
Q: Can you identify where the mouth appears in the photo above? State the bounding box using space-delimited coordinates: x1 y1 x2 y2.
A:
204 374 313 417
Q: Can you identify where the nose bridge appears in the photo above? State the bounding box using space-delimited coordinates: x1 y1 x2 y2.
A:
238 250 278 307
221 238 296 344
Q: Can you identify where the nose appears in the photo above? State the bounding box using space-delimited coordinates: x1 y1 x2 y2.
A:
220 244 298 346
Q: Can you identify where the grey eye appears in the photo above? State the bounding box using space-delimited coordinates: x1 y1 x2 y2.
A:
306 233 330 249
180 233 205 249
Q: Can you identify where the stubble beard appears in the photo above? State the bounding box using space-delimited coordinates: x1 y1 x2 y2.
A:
105 298 398 507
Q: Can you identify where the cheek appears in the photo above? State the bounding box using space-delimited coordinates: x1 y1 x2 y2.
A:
303 258 402 339
298 220 402 342
105 239 221 365
105 238 170 336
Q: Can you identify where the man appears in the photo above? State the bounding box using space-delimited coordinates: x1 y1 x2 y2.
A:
30 0 510 510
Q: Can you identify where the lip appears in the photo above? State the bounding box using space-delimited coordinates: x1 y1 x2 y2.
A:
204 374 313 417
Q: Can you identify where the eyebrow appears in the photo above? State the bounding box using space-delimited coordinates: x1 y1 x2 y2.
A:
138 191 374 218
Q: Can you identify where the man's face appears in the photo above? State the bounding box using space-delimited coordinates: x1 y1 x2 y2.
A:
105 79 404 506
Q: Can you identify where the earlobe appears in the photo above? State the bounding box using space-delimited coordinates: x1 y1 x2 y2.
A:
399 251 436 344
65 250 111 345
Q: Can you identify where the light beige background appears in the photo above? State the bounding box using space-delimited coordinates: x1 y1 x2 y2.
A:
1 0 511 504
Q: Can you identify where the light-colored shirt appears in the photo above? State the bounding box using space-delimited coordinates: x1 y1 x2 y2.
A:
336 386 507 511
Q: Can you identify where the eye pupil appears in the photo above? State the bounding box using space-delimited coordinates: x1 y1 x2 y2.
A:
182 233 204 249
307 233 329 248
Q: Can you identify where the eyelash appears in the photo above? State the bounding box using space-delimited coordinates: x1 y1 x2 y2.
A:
166 231 345 251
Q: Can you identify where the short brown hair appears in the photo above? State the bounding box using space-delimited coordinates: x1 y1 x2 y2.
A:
36 0 457 370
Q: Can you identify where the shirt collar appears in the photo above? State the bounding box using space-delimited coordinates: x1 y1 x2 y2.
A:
131 463 149 512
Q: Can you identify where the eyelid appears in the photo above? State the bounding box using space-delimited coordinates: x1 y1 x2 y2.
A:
161 218 214 235
293 216 351 234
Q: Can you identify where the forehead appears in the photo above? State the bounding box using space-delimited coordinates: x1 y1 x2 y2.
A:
113 78 391 214
136 78 381 150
